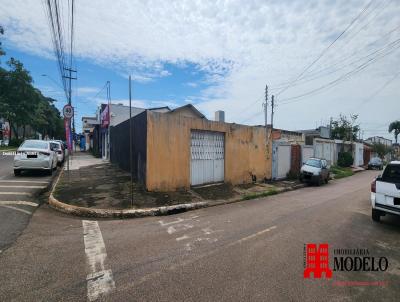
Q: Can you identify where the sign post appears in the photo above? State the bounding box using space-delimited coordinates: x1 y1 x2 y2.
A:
63 104 73 178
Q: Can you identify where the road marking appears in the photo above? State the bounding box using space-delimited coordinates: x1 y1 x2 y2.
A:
0 192 33 196
0 201 38 207
158 218 185 226
121 225 278 292
0 185 46 189
167 226 176 234
0 205 32 215
0 180 49 184
231 225 277 246
82 220 115 301
176 235 189 241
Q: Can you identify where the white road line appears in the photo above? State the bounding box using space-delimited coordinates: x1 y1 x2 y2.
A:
158 218 185 226
0 205 32 215
231 225 277 245
82 220 115 301
0 192 32 196
0 180 49 184
0 185 46 189
176 235 189 241
0 201 38 207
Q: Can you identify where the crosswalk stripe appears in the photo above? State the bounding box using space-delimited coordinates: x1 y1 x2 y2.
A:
0 185 46 189
0 205 32 215
0 192 33 196
0 201 38 207
82 220 116 301
0 180 49 184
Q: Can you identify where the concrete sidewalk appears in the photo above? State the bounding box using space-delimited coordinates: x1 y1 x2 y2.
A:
65 151 106 170
52 152 303 213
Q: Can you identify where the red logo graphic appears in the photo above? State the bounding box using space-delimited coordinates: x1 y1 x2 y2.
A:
304 243 333 279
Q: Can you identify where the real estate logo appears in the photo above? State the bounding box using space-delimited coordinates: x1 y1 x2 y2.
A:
303 243 389 280
304 243 333 279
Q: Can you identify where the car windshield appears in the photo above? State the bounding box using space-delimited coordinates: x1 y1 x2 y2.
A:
305 159 321 168
50 142 61 150
370 158 381 164
21 141 48 150
382 164 400 183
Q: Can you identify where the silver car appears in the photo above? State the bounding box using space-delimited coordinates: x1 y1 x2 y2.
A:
13 140 58 176
50 140 65 165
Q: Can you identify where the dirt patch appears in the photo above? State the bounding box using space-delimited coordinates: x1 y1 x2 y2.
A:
192 183 237 200
54 163 199 209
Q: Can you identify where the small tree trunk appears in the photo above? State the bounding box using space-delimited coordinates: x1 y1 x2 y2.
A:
23 125 26 139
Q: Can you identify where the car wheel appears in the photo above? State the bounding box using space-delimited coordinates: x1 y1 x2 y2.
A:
47 168 53 176
316 176 322 186
14 169 21 176
299 175 304 183
325 176 329 184
372 209 381 222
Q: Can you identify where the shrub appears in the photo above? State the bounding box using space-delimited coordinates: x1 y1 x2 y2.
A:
286 170 299 180
9 138 24 147
337 151 353 167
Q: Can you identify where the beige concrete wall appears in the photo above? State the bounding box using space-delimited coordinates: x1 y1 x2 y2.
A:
146 111 272 191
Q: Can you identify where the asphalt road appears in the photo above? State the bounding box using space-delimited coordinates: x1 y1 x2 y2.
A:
0 151 54 252
1 170 399 301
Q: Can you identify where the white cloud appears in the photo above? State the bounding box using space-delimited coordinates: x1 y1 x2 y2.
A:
76 86 100 95
1 0 400 139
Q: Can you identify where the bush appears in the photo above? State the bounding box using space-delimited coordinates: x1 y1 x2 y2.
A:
286 170 299 180
337 151 353 167
9 138 24 147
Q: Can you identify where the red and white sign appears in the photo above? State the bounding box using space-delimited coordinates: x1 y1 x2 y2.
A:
63 104 74 119
101 104 110 128
64 118 72 151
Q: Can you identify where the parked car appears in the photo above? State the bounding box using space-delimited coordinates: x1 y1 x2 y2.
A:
371 161 400 222
368 157 383 170
13 140 58 176
299 158 330 186
50 140 65 165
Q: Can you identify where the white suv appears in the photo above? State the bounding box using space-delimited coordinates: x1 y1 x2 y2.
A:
371 161 400 222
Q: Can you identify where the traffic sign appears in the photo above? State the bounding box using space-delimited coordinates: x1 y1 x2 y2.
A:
63 104 73 119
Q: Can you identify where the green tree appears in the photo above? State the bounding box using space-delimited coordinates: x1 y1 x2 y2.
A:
389 120 400 144
0 26 64 140
331 114 360 141
0 58 39 139
371 143 391 158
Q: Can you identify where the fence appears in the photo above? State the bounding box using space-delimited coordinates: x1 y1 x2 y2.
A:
109 111 147 185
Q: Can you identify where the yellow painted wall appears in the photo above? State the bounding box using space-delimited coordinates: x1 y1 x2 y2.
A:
146 111 272 191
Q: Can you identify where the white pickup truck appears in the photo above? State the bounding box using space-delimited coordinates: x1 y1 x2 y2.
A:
371 161 400 222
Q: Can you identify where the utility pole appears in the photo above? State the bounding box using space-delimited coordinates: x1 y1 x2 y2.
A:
263 85 268 139
64 67 77 153
129 75 133 207
271 95 275 130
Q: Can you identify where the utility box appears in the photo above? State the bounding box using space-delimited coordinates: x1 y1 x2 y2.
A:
215 110 225 122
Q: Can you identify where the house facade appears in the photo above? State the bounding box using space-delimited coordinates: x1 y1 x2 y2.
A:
364 136 392 147
110 105 273 191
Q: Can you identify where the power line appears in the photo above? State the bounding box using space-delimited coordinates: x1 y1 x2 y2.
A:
271 25 400 91
277 38 400 105
275 0 375 97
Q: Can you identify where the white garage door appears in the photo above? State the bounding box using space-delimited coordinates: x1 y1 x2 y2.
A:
191 130 224 186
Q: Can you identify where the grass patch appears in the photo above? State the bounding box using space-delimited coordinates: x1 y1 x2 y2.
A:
330 166 354 179
0 146 17 151
242 189 278 200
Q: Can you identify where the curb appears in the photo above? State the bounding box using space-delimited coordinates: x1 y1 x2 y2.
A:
48 170 307 219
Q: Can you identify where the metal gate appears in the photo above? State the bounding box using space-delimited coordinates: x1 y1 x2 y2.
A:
190 130 224 186
272 142 291 180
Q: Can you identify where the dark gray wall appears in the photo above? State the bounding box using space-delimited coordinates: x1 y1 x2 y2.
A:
110 111 147 185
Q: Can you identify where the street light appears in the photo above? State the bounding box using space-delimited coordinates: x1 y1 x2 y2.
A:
41 74 64 90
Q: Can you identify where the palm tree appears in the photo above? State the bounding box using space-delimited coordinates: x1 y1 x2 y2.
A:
389 120 400 144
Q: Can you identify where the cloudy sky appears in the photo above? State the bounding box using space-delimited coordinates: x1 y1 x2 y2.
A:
1 0 399 140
